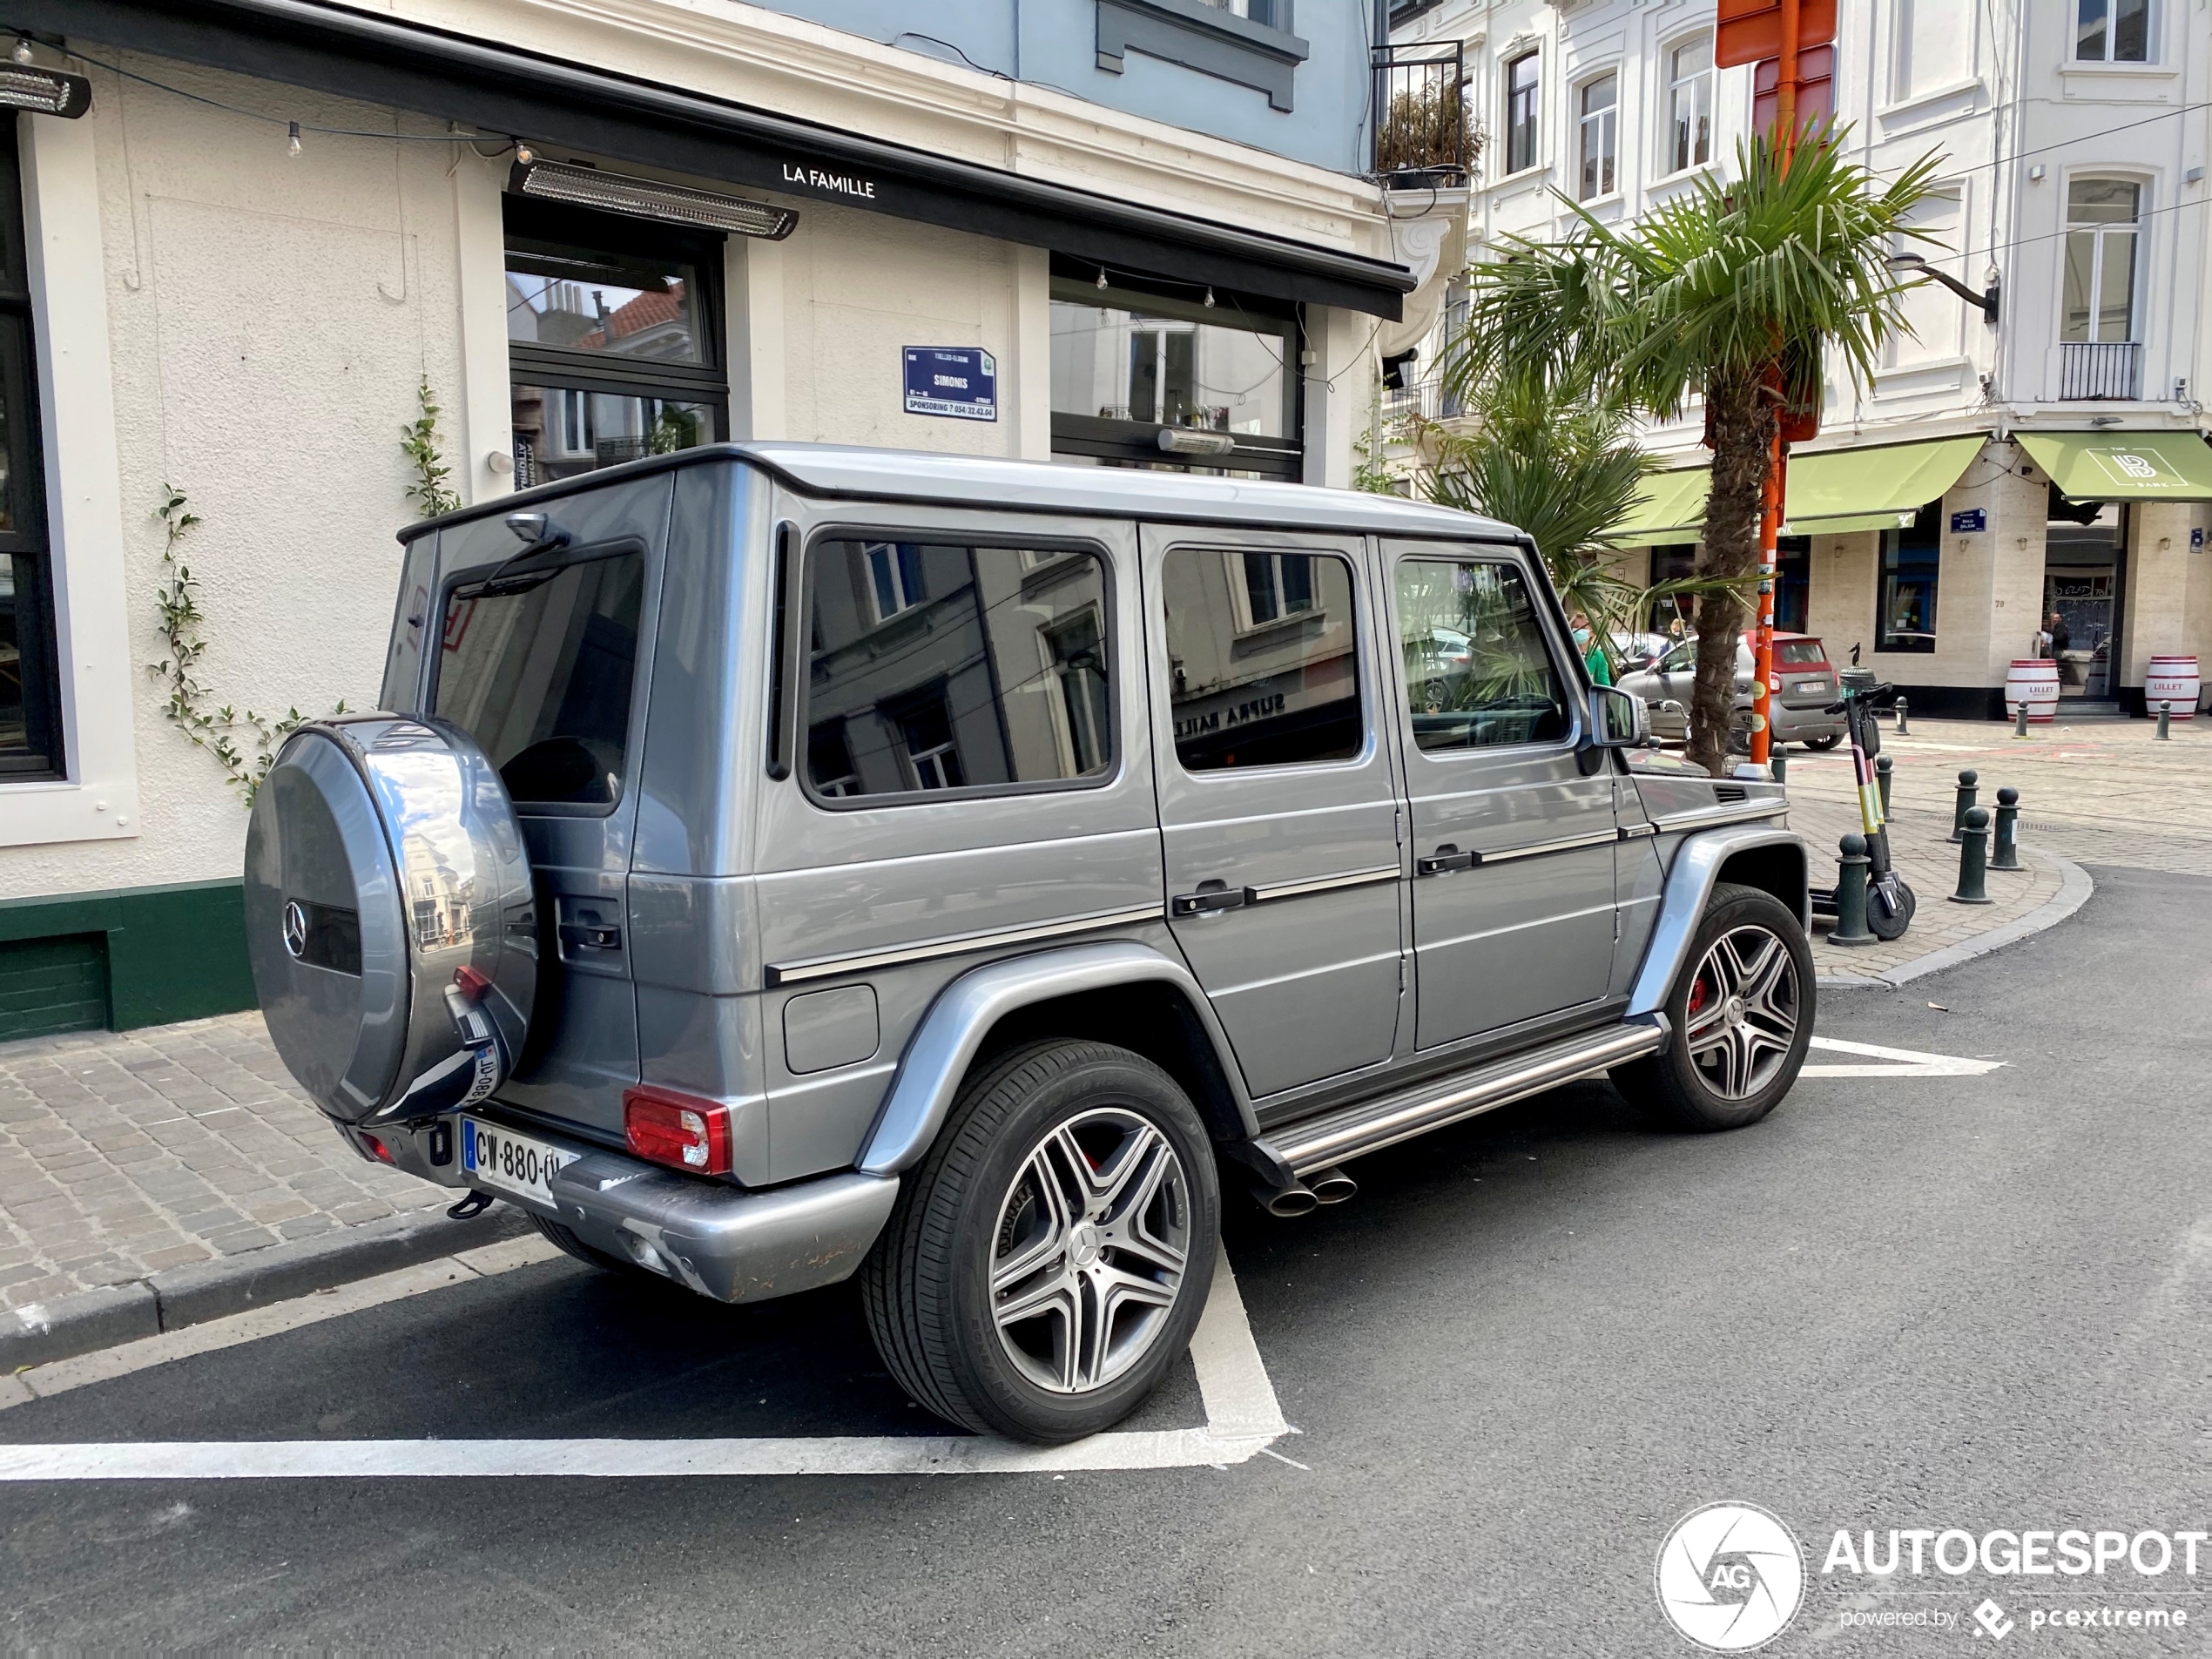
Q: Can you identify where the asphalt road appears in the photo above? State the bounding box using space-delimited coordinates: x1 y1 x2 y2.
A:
4 867 2207 1656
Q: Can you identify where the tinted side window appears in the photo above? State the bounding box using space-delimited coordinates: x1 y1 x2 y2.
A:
1396 558 1568 752
804 540 1112 799
1163 549 1362 772
435 551 645 805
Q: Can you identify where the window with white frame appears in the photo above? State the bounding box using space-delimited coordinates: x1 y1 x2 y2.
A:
2074 0 2149 63
1666 37 1714 174
864 541 927 624
1892 0 1972 100
1578 73 1618 200
1504 51 1541 174
2062 179 2141 342
1234 551 1320 629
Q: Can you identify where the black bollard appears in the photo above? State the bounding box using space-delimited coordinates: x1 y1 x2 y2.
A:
1895 695 1910 737
1950 806 1992 904
2013 698 2029 738
1770 747 1788 784
2157 700 2173 741
1948 768 1979 843
1828 834 1876 946
1876 753 1894 817
1991 786 2021 871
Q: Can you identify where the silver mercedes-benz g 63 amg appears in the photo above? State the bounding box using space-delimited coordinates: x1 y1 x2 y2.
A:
244 443 1811 1444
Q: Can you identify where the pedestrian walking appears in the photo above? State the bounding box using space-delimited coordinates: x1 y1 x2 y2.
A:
1571 611 1611 685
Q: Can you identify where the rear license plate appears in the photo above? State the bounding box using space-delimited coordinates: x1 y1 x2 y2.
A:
1790 678 1829 696
461 1116 575 1205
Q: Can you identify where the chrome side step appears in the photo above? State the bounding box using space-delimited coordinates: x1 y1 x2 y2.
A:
1256 1023 1665 1177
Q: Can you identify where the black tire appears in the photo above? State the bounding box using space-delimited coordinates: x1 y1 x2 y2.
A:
1612 882 1815 1132
860 1040 1220 1444
1867 873 1916 941
1803 732 1844 752
529 1211 651 1277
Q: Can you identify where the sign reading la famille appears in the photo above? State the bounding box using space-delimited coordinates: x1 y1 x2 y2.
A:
780 161 877 200
903 347 997 421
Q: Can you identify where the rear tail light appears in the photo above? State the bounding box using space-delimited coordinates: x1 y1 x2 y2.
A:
360 1132 395 1164
624 1085 733 1175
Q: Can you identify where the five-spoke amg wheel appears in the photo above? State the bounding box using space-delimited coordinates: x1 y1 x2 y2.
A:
1613 881 1815 1131
861 1040 1219 1443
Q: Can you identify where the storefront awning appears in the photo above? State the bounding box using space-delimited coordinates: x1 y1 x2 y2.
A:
1778 435 1985 536
32 0 1418 319
2014 431 2212 502
1602 468 1711 543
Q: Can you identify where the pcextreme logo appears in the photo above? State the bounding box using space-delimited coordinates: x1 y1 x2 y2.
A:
1656 1502 1806 1651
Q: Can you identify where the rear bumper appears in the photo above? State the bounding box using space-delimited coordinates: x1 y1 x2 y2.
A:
384 1113 899 1304
545 1155 898 1303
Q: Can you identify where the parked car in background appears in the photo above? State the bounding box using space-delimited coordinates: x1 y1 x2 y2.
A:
1609 631 1673 676
1618 632 1846 750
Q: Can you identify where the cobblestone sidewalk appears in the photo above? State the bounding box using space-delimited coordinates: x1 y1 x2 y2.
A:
0 1015 447 1313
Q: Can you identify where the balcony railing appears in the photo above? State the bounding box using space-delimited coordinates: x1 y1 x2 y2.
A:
1372 41 1471 184
1381 377 1465 423
2060 341 2141 401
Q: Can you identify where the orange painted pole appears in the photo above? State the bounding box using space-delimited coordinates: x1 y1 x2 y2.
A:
1750 0 1801 772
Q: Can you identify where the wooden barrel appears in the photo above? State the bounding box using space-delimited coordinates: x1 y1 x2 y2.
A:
2005 658 2060 724
2145 655 2201 720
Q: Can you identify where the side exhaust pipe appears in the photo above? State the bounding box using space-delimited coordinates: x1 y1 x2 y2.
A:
1253 1177 1319 1217
1306 1164 1358 1205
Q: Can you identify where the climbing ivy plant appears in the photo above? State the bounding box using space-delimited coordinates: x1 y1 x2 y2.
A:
147 485 344 806
401 375 462 519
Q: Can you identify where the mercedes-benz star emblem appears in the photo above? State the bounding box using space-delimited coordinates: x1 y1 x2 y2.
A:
281 900 308 959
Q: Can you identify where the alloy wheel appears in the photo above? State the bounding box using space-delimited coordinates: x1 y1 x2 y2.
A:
989 1107 1191 1395
1683 924 1802 1101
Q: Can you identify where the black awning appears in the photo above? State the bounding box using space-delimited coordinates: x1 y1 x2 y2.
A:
28 0 1413 318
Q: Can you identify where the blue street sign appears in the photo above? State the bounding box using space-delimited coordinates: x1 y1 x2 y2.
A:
903 347 996 421
2194 527 2205 550
1950 508 1986 534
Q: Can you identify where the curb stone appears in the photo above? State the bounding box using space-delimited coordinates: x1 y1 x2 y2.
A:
1 1203 530 1374
1816 852 2093 992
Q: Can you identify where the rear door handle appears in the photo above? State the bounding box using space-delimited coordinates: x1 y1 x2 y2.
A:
1417 845 1477 876
1171 881 1255 917
559 922 623 950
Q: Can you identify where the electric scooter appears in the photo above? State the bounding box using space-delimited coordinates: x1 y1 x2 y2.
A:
1810 677 1916 941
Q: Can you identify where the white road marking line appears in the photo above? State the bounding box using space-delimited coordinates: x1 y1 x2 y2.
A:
0 1255 1288 1480
1800 1035 2007 1079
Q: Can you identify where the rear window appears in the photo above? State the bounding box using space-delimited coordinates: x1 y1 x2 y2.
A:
434 550 646 806
1776 639 1827 667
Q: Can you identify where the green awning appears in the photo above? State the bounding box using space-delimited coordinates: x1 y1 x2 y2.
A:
2014 430 2212 501
1782 435 1986 527
1780 509 1918 536
1602 467 1710 543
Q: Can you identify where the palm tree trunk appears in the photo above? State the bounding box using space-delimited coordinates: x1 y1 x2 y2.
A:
1688 370 1776 777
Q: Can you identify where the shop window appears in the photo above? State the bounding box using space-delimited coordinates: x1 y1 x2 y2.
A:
1163 549 1361 772
2061 179 2141 343
1647 543 1697 634
1667 37 1714 173
504 199 727 488
2075 0 2150 62
1048 260 1301 480
1876 504 1940 654
1397 558 1568 751
0 128 60 781
1578 73 1618 200
804 538 1115 802
1504 51 1541 174
1776 535 1810 633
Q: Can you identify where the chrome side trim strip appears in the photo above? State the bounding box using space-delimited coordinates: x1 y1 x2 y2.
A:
1619 822 1659 840
1650 804 1789 834
1247 864 1401 904
1480 827 1622 865
765 904 1162 988
1257 1023 1665 1175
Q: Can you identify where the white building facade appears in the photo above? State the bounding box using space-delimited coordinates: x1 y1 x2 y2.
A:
1389 0 2212 719
0 0 1421 1038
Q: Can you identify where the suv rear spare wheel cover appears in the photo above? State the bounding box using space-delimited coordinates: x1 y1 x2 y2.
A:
243 715 538 1125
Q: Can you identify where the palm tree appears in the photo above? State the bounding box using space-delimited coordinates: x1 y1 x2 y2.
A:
1444 132 1938 775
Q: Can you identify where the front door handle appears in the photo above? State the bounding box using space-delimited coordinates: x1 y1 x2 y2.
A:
1171 880 1255 917
1417 844 1477 876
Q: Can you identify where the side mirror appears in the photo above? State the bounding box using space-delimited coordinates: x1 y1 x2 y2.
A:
1588 685 1649 748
